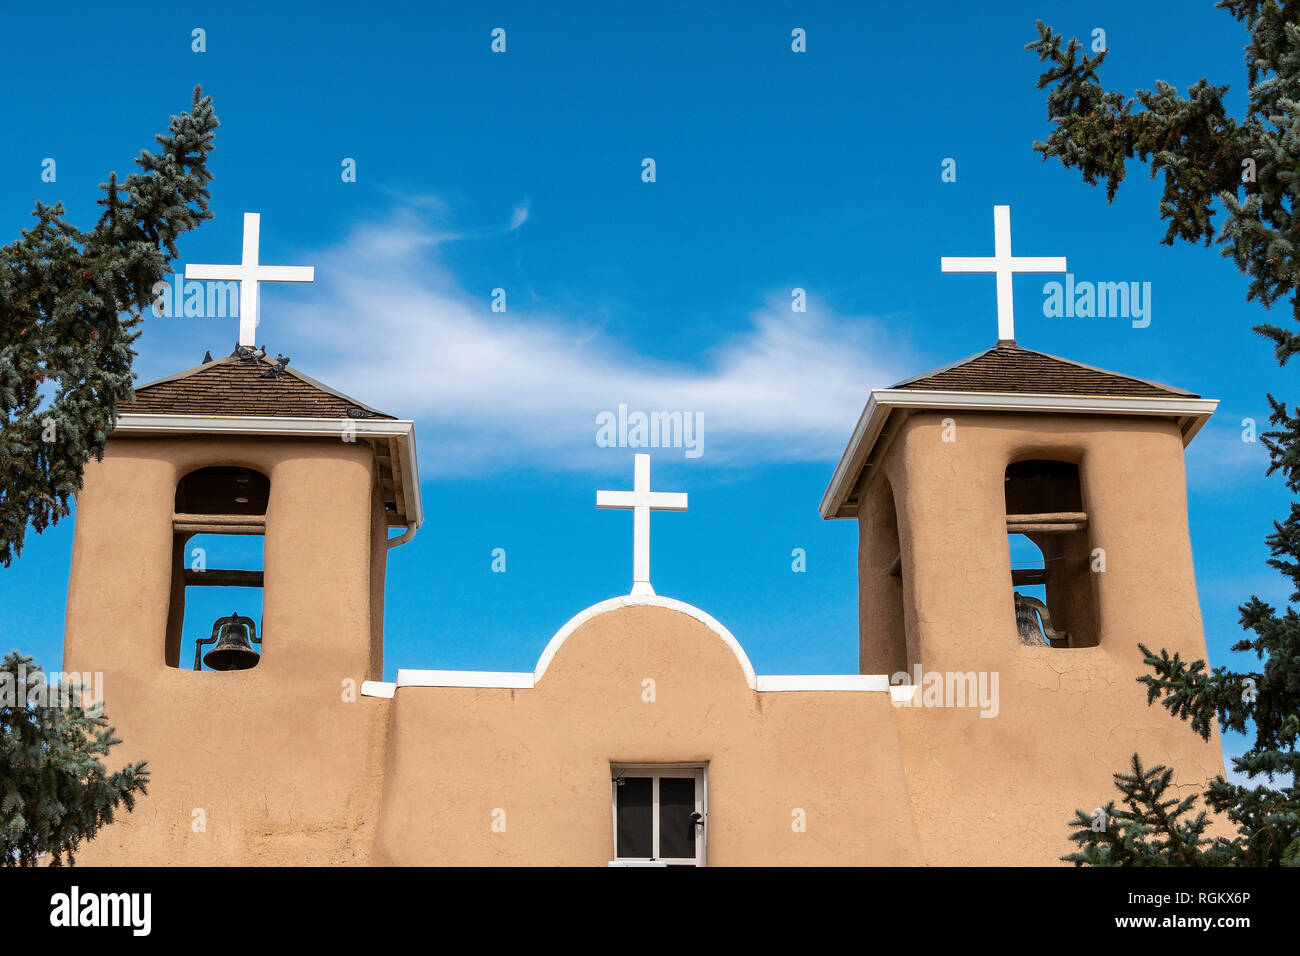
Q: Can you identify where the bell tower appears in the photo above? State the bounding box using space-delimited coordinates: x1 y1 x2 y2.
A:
815 205 1228 864
819 341 1226 862
821 341 1218 677
62 345 421 863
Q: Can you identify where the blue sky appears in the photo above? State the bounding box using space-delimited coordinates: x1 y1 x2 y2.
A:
1 2 1288 776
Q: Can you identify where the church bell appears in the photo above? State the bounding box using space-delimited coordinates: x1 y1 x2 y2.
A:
195 612 262 671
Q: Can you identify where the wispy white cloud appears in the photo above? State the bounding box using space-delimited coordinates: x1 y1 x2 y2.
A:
508 200 530 232
252 203 913 476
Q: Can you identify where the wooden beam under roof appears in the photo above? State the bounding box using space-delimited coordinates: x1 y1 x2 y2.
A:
1006 512 1087 534
183 569 264 587
387 436 408 526
174 513 265 535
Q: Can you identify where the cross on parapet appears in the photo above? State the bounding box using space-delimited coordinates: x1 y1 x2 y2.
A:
941 205 1067 343
597 454 687 596
185 212 315 346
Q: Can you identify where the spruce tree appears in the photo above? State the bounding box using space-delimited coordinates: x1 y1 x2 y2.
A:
1 652 148 866
0 86 218 566
1064 755 1226 866
1027 3 1300 865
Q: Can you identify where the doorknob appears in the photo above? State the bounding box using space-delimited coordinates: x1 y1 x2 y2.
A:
690 811 704 828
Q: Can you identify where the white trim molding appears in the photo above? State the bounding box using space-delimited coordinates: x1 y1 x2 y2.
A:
607 861 669 867
396 670 534 689
756 674 892 692
360 681 395 699
889 684 920 704
819 388 1219 519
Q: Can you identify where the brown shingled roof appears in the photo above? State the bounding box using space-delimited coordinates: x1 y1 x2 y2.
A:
894 342 1197 399
124 353 395 419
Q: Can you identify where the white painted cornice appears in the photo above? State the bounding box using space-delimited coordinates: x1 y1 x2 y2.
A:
819 388 1219 520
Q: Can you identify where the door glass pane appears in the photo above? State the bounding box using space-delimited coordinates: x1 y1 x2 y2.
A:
658 776 697 860
615 777 653 858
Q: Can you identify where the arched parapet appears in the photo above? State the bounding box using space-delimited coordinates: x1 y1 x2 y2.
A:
534 594 758 689
373 595 904 697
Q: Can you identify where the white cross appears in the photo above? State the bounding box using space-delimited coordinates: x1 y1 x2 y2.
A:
597 453 688 596
185 212 315 346
941 205 1067 343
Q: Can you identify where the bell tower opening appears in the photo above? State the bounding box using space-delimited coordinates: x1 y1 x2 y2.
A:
1004 459 1098 648
166 466 269 670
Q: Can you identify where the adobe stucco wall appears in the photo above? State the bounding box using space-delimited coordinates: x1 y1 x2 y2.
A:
866 411 1227 865
63 435 390 865
372 604 924 866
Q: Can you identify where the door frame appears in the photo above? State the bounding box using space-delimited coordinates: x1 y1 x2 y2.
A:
610 763 708 866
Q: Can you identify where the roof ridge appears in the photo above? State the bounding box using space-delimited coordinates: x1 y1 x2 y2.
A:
125 352 396 420
893 340 1197 399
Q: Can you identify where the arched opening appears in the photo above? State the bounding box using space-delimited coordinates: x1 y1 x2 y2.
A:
1004 459 1099 648
174 465 269 516
166 467 269 670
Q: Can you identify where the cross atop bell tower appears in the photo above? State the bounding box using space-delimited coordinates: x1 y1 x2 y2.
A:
940 205 1068 343
185 212 315 346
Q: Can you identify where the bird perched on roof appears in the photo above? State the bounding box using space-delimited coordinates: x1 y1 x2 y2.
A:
261 354 291 378
233 343 267 363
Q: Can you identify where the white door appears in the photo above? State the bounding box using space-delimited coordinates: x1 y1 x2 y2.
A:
611 766 706 866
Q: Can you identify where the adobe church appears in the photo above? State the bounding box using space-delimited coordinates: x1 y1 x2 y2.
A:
61 207 1226 865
